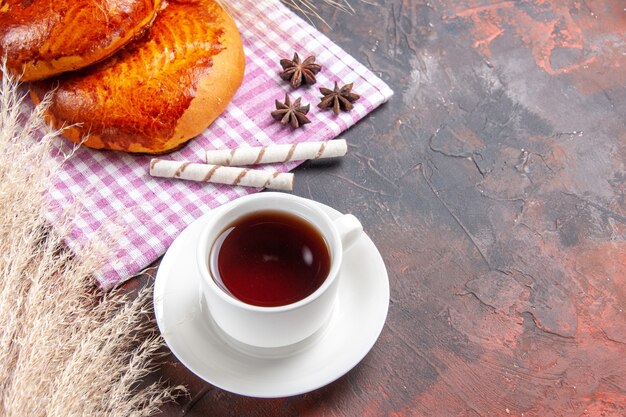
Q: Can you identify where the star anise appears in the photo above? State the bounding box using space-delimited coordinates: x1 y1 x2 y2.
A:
318 82 360 115
279 53 321 89
271 94 311 128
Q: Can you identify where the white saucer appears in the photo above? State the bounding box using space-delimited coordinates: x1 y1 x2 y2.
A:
154 200 390 398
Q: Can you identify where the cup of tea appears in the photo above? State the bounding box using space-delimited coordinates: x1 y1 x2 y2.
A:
196 192 362 349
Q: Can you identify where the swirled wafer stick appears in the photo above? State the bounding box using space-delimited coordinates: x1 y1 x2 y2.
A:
149 159 294 191
206 139 347 166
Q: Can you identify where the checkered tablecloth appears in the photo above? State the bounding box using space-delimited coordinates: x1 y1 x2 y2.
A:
44 0 393 289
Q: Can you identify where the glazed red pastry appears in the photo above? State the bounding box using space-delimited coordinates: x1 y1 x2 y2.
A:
0 0 162 81
30 0 245 154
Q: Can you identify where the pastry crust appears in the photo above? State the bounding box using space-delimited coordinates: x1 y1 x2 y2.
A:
30 0 246 154
0 0 162 81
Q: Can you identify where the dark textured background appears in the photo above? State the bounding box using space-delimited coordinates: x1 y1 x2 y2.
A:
134 1 626 415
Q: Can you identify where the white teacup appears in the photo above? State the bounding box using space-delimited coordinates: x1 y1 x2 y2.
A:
196 192 362 349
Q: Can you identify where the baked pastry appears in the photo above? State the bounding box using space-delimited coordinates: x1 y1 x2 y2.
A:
0 0 162 81
30 0 245 154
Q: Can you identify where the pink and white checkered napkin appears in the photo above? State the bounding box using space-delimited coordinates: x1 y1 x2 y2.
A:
45 0 393 289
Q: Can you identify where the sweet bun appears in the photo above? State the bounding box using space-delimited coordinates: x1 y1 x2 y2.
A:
0 0 162 81
29 0 245 154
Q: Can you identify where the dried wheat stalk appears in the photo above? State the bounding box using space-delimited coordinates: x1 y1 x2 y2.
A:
0 66 181 416
281 0 363 27
220 0 361 27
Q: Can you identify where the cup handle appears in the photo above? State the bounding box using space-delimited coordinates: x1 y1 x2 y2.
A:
333 214 363 252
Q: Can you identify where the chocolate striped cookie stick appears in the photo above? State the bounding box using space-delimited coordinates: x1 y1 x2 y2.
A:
149 159 293 191
206 139 347 166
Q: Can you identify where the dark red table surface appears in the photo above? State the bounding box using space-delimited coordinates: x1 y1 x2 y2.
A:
133 1 626 415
